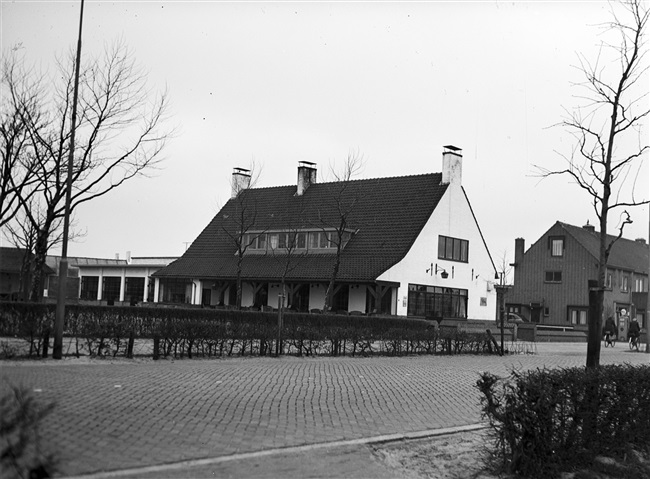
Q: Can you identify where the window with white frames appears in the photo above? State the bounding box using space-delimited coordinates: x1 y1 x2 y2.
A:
621 275 629 292
635 277 647 292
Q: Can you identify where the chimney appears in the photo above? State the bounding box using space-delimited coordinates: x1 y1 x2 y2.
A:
115 253 120 260
231 167 251 198
583 221 596 233
635 238 647 245
297 161 317 196
511 238 525 284
126 251 131 263
441 145 462 186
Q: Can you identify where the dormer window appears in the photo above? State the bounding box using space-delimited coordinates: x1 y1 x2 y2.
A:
244 229 353 254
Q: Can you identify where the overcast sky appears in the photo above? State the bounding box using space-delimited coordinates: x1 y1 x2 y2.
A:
2 1 648 268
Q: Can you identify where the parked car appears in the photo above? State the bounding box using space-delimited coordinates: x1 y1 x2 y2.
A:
506 313 528 324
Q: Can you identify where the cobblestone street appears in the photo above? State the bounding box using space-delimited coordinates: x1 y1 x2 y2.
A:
1 343 647 478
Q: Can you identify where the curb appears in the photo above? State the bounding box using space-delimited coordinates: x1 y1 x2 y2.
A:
63 423 489 479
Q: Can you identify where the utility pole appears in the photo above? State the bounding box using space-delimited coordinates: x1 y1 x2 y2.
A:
53 0 85 359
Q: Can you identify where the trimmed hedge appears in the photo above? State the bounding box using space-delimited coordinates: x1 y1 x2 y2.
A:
1 302 502 359
477 365 650 478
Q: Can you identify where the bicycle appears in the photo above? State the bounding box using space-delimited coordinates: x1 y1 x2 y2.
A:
628 335 640 351
603 332 616 347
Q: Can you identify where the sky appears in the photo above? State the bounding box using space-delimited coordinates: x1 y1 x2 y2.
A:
2 0 649 270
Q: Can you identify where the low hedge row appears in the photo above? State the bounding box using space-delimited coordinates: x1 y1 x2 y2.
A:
0 302 501 358
477 364 650 478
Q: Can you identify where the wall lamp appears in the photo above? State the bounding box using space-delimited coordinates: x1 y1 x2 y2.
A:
426 263 449 279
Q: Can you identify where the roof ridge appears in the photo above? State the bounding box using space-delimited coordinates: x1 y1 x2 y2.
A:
249 172 441 190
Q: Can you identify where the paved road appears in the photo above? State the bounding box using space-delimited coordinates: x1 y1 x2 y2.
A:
1 343 647 478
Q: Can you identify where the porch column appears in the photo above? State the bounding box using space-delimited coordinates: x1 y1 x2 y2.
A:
143 270 150 303
97 268 103 301
119 268 126 302
153 277 160 303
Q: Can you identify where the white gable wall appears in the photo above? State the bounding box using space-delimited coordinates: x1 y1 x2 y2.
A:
377 182 497 320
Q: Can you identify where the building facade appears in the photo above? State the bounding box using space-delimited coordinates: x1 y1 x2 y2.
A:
507 221 649 338
153 146 499 321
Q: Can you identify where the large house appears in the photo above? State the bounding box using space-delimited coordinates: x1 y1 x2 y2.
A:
507 221 649 337
153 146 499 321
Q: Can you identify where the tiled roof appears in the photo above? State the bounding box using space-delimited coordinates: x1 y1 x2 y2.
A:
0 247 56 275
560 222 649 274
155 173 448 282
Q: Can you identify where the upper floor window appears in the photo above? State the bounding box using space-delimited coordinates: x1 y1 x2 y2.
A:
549 236 564 257
545 271 562 283
635 277 648 293
244 229 352 254
621 275 629 292
606 273 613 289
438 235 469 263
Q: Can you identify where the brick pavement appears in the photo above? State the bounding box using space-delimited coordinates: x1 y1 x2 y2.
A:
0 343 647 478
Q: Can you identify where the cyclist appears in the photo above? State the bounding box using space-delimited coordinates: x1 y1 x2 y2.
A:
603 316 617 346
628 317 641 349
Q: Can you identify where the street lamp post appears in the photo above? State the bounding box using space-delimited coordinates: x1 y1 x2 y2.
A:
53 0 85 359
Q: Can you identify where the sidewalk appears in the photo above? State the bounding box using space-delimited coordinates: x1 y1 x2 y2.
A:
1 342 647 478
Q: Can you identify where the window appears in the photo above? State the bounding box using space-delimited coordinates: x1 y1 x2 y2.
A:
158 278 192 303
125 277 145 303
438 236 469 262
569 307 588 325
407 284 468 319
635 277 648 293
80 276 99 300
545 271 562 283
606 273 613 289
549 236 565 257
102 277 121 302
621 275 629 292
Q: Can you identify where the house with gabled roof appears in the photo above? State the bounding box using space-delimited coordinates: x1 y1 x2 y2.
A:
507 221 649 338
153 146 498 321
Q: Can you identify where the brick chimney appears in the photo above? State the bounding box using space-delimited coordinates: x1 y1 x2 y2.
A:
231 167 251 198
635 238 647 244
582 221 596 233
441 145 462 186
297 161 317 196
511 237 525 284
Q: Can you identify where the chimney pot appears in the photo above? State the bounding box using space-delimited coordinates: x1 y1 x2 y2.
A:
635 238 647 244
441 145 462 186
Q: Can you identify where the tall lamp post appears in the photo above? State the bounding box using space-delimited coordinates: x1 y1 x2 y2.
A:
53 0 85 359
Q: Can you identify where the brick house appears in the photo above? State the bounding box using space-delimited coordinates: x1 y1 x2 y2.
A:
507 221 648 337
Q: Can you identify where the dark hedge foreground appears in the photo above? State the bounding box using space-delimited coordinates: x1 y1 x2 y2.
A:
477 365 650 478
0 302 502 359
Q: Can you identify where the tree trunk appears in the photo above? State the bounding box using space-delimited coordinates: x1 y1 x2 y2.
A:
29 227 51 302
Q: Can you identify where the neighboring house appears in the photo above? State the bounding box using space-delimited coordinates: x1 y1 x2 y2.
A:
507 221 649 336
153 146 498 321
45 253 178 305
0 247 56 300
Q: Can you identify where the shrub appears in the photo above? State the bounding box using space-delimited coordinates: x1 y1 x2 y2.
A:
0 384 57 479
477 364 650 478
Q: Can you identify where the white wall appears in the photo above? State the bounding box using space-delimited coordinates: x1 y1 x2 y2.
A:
377 182 497 320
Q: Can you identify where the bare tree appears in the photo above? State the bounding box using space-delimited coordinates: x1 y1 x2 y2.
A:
0 50 41 228
317 151 364 312
2 41 172 301
222 161 263 309
536 0 649 368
